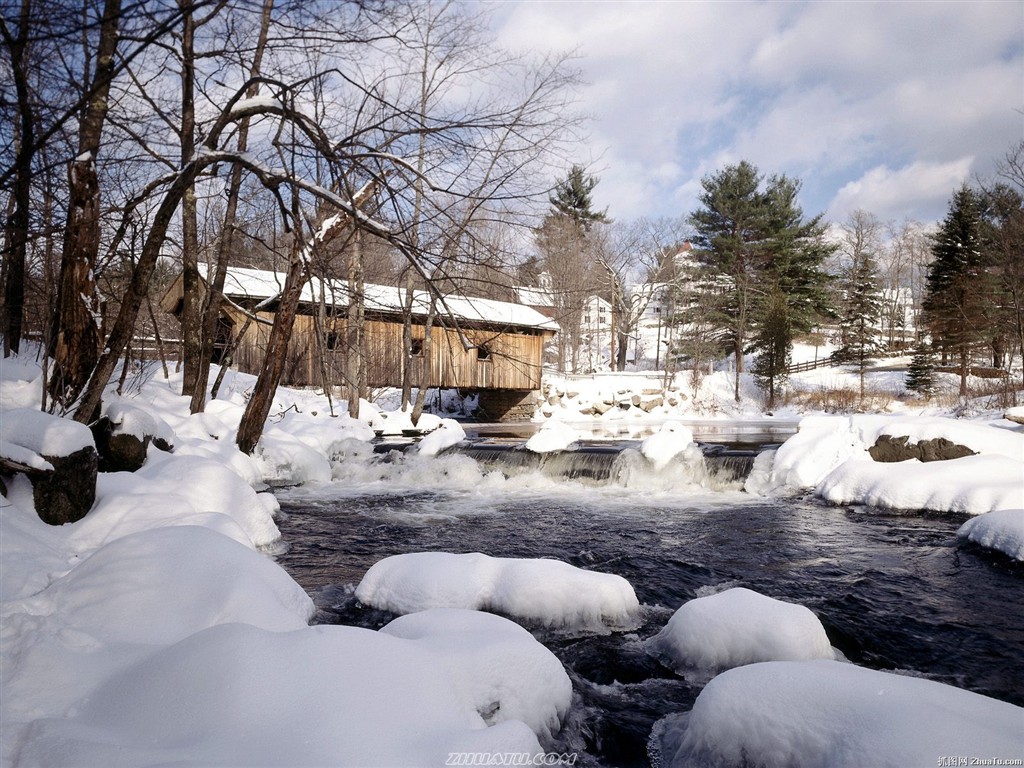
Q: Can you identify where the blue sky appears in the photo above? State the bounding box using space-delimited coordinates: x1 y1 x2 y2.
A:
493 0 1023 227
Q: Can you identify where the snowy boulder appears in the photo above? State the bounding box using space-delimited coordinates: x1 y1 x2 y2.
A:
1005 406 1024 425
525 420 582 453
16 622 543 768
92 403 175 473
647 587 834 676
356 551 641 631
381 609 572 741
817 454 1024 515
416 418 467 456
651 660 1024 768
957 508 1024 561
1 408 98 525
640 421 694 470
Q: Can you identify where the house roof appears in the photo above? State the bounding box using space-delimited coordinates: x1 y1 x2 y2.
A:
215 265 560 333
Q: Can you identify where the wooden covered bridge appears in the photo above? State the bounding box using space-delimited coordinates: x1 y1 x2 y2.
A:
161 265 558 420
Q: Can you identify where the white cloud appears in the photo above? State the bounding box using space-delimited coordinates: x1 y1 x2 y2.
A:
827 158 975 224
490 0 1022 225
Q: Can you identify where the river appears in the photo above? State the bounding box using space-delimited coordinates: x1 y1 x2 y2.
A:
272 440 1024 767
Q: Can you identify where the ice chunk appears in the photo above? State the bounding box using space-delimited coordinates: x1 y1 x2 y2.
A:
356 551 640 631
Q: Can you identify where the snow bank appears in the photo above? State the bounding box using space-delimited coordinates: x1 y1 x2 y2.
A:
16 622 544 768
647 588 834 675
653 660 1024 768
958 508 1024 561
356 551 641 631
381 609 572 741
757 415 1024 515
640 421 695 470
818 454 1024 514
0 352 44 408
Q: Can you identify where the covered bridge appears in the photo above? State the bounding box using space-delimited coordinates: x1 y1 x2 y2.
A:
161 265 558 419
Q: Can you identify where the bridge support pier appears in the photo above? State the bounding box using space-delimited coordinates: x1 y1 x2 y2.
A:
475 389 538 422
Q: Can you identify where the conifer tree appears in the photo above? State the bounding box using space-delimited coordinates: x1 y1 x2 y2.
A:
689 161 835 402
905 342 937 399
922 186 993 396
835 249 885 399
549 164 609 232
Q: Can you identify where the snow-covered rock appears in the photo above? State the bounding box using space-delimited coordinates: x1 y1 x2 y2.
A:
652 660 1024 768
640 421 694 470
356 551 641 631
381 609 572 741
647 587 835 675
957 508 1024 561
525 420 582 453
15 622 544 768
416 418 466 456
817 453 1024 515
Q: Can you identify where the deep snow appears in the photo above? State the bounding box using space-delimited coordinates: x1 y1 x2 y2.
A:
1 349 1022 766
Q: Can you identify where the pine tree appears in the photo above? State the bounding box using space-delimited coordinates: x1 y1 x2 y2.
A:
688 161 835 403
835 249 885 399
905 342 937 399
922 186 993 396
549 165 610 232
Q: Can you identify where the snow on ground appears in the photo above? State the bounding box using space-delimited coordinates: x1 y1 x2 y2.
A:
0 356 572 767
355 551 641 631
647 587 835 677
2 347 1022 766
651 660 1024 768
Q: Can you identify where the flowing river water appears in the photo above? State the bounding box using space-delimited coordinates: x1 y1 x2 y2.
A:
272 435 1024 767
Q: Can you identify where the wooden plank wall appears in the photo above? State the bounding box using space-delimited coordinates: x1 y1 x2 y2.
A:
231 312 548 391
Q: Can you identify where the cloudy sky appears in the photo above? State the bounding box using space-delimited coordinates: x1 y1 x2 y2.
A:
492 0 1023 228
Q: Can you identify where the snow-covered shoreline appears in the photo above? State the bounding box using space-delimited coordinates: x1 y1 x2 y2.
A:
2 353 1022 765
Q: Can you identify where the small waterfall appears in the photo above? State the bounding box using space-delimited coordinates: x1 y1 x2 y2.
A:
375 438 765 488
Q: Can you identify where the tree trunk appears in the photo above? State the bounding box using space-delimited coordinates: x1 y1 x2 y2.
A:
236 253 308 455
347 229 365 419
1 0 33 356
179 0 203 401
191 0 273 413
48 0 122 409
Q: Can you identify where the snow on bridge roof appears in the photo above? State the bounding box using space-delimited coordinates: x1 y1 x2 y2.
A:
215 265 560 333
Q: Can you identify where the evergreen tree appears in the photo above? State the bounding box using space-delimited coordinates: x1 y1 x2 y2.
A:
922 186 993 396
535 166 609 371
834 249 885 399
689 161 835 403
750 286 792 409
549 165 610 232
905 342 937 399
